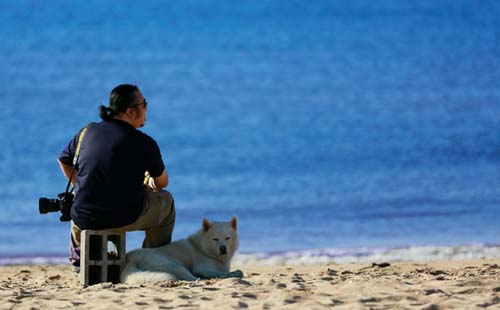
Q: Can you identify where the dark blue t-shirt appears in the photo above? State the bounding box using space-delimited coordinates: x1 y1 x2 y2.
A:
59 119 165 230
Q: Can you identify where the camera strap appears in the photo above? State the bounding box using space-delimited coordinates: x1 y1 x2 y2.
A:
65 122 95 194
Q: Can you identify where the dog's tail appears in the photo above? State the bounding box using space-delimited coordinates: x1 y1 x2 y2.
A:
121 263 177 284
120 254 177 284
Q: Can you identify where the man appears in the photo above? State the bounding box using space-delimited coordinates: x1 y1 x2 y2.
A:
58 84 175 271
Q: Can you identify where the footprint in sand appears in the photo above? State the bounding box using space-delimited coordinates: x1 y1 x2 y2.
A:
414 269 450 281
234 301 248 308
297 286 308 291
458 280 483 287
153 297 173 304
477 296 500 308
48 275 61 281
18 270 32 281
291 275 305 283
111 299 124 305
372 262 391 268
262 303 272 309
178 294 191 300
456 288 482 295
284 295 301 304
428 270 448 276
423 288 449 296
241 293 257 299
330 298 344 306
359 297 381 303
236 279 252 286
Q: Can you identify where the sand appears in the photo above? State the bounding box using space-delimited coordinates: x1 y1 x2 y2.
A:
1 259 499 309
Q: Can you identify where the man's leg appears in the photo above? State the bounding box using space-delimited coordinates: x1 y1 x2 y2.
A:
110 190 176 248
142 190 176 248
69 221 82 269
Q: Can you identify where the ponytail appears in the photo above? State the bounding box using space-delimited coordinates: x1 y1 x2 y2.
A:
99 105 116 121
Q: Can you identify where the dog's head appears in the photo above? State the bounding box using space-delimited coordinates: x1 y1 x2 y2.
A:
199 216 239 259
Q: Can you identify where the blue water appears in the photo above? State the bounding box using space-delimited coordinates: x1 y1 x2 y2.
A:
0 1 499 261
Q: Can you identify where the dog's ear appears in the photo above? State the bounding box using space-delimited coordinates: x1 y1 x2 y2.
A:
230 215 237 230
202 217 212 232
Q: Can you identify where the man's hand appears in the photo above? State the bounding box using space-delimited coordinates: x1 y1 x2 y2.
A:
143 171 154 190
144 170 168 190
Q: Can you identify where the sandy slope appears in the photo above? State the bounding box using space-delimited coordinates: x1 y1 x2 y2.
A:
1 259 499 309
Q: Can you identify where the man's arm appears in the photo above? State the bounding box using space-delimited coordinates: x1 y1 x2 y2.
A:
58 158 76 185
154 169 169 189
145 169 168 190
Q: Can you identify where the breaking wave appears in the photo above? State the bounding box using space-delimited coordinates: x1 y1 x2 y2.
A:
234 244 500 265
2 244 500 266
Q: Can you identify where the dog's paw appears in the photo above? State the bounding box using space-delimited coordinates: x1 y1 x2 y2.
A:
231 270 244 278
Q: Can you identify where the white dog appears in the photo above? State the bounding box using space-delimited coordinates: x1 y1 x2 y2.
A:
121 216 243 284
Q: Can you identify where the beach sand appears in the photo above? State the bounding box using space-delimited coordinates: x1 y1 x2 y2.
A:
1 259 499 309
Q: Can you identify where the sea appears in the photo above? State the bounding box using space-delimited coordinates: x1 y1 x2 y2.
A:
0 0 499 265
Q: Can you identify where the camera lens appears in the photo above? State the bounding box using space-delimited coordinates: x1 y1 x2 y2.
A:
39 198 61 214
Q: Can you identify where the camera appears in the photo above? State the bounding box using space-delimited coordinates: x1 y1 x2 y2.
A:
39 192 73 222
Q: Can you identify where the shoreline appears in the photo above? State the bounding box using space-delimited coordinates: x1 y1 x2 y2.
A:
1 258 499 309
3 243 500 266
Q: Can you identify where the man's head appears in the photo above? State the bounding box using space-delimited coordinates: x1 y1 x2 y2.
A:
99 84 148 128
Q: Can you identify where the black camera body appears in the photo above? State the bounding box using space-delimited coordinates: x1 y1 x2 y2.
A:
39 192 73 222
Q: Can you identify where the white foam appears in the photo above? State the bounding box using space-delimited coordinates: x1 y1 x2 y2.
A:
233 244 500 265
0 256 68 266
2 244 500 266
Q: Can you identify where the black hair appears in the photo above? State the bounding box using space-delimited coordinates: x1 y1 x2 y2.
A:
99 84 140 121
